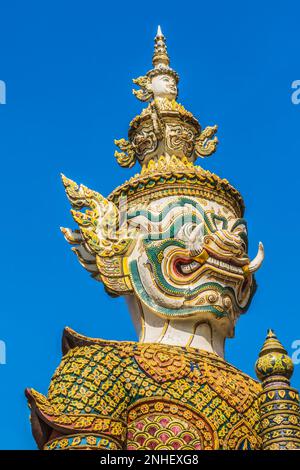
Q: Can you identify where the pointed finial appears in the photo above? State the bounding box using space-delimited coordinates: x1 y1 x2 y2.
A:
156 25 163 37
153 25 170 68
255 329 294 382
259 329 287 356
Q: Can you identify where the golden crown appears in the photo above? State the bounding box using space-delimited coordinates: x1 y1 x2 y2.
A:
112 27 244 216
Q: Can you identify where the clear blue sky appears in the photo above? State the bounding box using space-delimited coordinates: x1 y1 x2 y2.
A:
0 0 299 449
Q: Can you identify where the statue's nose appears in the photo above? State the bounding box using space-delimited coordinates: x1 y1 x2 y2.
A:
188 224 205 256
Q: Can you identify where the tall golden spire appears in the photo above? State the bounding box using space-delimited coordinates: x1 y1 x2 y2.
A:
115 26 219 182
152 25 170 68
146 26 179 83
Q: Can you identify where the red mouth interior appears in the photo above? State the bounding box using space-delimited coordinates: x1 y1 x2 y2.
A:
173 257 194 276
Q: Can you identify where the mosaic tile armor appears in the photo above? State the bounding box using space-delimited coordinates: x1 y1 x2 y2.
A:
26 26 300 450
26 328 262 450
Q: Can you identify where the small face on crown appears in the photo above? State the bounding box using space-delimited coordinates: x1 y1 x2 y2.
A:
151 74 177 100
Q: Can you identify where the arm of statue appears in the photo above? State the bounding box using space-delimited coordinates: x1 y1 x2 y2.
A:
26 343 129 450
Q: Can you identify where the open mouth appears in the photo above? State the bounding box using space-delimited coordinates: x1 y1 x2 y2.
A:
174 256 245 277
175 258 201 275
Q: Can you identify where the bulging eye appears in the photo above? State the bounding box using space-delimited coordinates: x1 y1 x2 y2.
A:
211 214 228 231
230 219 248 235
232 224 248 250
233 224 247 236
214 218 226 230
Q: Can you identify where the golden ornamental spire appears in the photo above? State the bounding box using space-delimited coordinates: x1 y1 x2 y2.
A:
115 26 218 170
152 25 170 68
255 329 294 382
257 329 291 366
147 25 179 83
255 330 300 450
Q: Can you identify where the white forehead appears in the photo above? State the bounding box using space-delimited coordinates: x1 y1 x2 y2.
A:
151 75 176 85
152 74 174 81
140 196 235 218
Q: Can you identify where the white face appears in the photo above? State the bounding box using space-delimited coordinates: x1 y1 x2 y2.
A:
126 196 255 338
151 74 177 100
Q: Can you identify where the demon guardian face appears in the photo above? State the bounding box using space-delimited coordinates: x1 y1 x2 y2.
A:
125 196 262 338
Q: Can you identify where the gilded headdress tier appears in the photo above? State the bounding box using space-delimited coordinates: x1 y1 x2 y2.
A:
114 26 243 217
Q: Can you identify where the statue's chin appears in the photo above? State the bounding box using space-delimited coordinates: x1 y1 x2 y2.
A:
154 91 177 100
129 258 242 338
134 288 236 337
